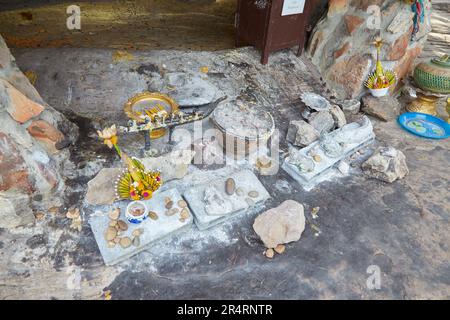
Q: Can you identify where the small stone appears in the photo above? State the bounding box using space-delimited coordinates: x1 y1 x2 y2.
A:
313 155 322 162
246 198 255 207
117 220 128 231
148 211 158 220
108 208 120 220
330 105 347 128
248 191 259 198
165 208 179 216
265 248 275 259
177 200 187 208
225 178 236 195
164 197 172 204
338 161 350 174
109 220 117 227
311 207 320 219
132 229 141 237
180 208 190 219
179 217 186 223
256 156 272 169
107 241 116 248
119 237 132 248
66 207 80 219
165 201 174 209
274 244 286 254
362 147 409 183
236 188 244 196
34 211 45 220
308 111 335 134
105 227 117 241
113 236 120 243
132 236 140 247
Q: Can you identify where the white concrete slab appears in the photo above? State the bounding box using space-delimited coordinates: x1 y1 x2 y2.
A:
183 169 270 230
89 188 193 266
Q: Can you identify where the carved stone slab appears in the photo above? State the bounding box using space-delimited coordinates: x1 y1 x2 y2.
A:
183 169 270 230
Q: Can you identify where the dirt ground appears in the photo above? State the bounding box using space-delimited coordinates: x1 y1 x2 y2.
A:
0 45 448 300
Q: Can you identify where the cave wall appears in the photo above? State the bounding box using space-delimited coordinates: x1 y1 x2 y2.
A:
0 34 78 228
307 0 432 100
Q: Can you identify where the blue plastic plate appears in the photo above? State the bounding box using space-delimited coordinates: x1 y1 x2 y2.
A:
398 112 450 139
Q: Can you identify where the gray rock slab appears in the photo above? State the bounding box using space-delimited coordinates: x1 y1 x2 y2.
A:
89 188 193 266
163 72 219 106
282 117 375 189
183 169 270 230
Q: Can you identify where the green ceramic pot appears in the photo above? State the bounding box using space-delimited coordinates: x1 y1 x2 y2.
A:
413 55 450 94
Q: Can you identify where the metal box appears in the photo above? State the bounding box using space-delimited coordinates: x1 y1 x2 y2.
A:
235 0 313 64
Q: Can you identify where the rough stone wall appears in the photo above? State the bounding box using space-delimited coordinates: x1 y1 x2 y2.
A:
0 34 78 228
307 0 432 100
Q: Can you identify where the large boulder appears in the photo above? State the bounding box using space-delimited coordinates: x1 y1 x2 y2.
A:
0 34 78 228
362 147 409 183
307 0 432 100
253 200 306 249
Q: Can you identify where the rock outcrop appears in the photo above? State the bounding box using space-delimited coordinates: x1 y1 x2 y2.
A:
0 34 78 228
307 0 432 99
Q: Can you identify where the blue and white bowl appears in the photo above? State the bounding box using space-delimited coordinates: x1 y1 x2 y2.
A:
125 201 148 224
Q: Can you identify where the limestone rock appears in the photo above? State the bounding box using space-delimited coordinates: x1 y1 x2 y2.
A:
0 79 44 124
326 54 372 99
344 15 364 35
0 132 33 194
204 186 233 215
0 191 34 229
86 168 123 205
26 119 65 154
286 120 319 147
330 105 347 128
140 149 195 182
0 34 79 229
387 9 415 34
362 147 409 183
253 200 306 248
341 99 361 117
307 0 431 99
361 95 401 122
308 111 335 134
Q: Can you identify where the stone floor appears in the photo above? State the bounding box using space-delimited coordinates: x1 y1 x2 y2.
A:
0 46 449 300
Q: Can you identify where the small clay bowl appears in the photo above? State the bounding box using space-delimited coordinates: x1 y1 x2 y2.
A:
125 201 148 224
